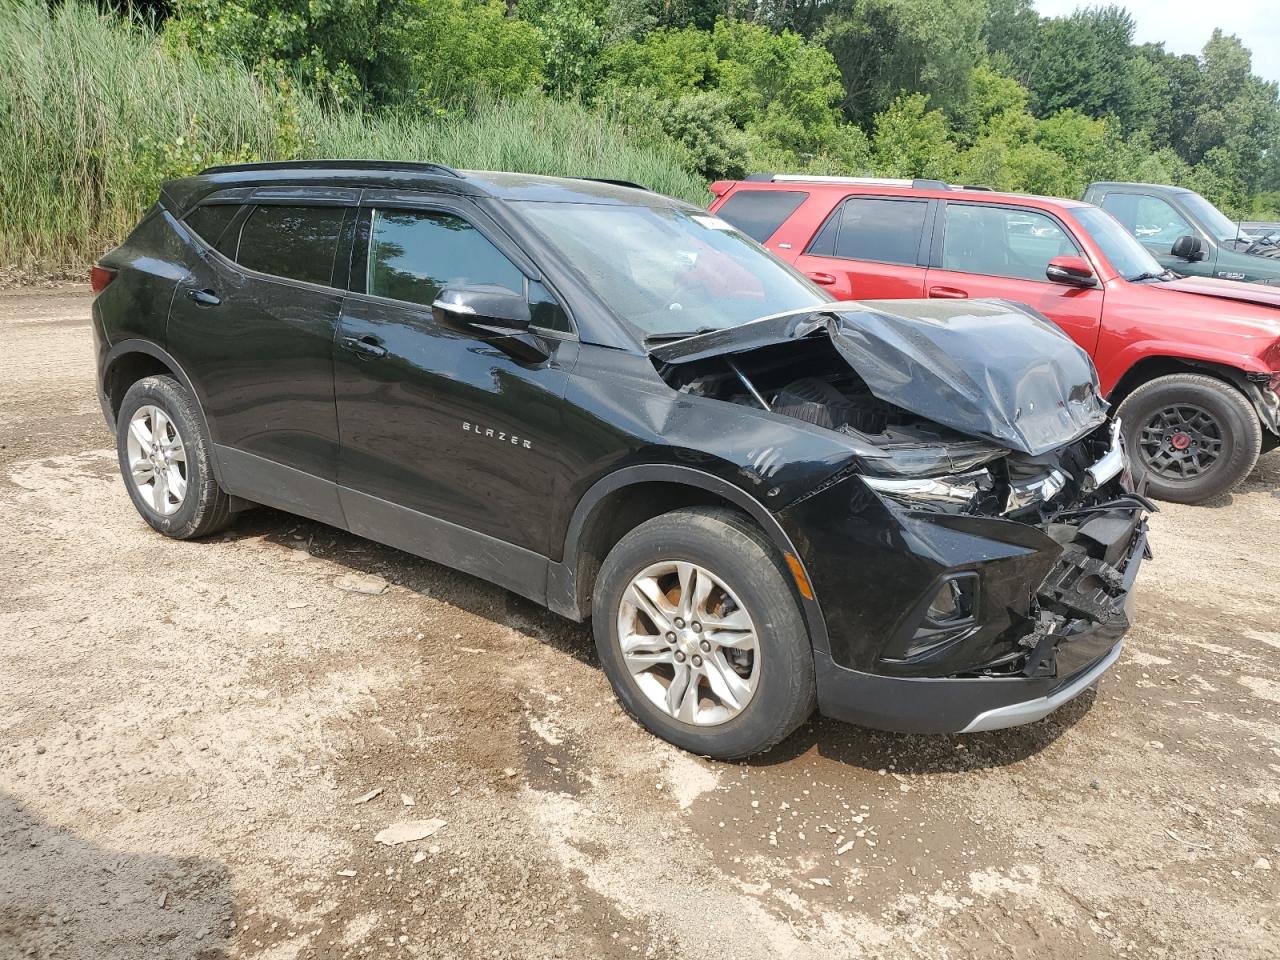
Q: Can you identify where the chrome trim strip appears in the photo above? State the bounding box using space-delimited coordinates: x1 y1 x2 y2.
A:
1086 419 1125 490
959 641 1124 733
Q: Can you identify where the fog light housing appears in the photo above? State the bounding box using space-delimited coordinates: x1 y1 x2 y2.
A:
926 574 978 625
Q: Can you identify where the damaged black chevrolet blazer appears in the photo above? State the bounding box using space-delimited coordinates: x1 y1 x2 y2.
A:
92 161 1152 758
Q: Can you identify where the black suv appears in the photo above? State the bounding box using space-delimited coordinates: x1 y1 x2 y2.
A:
92 161 1151 758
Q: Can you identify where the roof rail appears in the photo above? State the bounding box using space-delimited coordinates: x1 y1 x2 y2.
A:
577 177 650 192
199 159 464 178
744 173 994 192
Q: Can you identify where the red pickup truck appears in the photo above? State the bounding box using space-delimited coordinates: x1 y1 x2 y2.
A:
709 175 1280 503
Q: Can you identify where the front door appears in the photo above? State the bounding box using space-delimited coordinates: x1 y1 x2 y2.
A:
1098 190 1215 278
791 196 932 300
333 202 576 565
166 199 353 521
924 202 1106 355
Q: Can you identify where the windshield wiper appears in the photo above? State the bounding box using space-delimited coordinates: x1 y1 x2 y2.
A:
643 327 719 345
1128 270 1172 283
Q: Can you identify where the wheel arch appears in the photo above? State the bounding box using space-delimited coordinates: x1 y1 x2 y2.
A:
1109 354 1259 412
101 340 224 479
547 464 830 654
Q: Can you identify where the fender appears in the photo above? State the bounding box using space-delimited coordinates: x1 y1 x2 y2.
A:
100 338 225 481
546 463 831 654
1099 339 1273 398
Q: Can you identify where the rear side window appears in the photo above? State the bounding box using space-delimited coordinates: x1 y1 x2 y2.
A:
832 198 928 265
715 190 808 242
236 205 345 287
183 203 240 253
366 210 524 307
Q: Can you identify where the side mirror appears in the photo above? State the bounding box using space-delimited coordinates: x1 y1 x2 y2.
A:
1171 235 1205 261
1046 255 1098 288
432 284 532 333
431 283 549 364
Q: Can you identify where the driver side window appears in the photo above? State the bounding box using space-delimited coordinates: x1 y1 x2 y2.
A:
365 209 571 332
367 210 524 307
1101 194 1192 255
942 205 1081 282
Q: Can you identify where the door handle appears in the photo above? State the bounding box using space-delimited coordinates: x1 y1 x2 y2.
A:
806 272 837 286
342 335 388 360
187 288 221 307
927 285 968 299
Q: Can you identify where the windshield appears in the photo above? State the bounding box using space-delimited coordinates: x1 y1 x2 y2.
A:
512 201 829 337
1073 206 1166 281
1180 191 1248 243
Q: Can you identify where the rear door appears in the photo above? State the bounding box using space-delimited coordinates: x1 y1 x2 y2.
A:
166 189 356 524
924 201 1105 354
791 196 932 299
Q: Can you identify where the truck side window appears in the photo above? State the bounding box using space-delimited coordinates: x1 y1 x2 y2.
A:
1101 194 1192 255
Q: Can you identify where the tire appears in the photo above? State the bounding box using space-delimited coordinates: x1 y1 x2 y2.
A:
1116 373 1262 504
115 374 232 539
592 507 816 759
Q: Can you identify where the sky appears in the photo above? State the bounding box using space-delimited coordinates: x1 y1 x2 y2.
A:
1033 0 1280 86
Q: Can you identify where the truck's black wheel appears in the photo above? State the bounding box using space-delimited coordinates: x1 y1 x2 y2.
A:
1117 373 1262 504
592 507 815 759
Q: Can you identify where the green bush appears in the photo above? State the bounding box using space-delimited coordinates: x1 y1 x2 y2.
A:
0 0 704 274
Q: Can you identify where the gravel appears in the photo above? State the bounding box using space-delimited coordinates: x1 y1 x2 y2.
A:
2 286 1278 959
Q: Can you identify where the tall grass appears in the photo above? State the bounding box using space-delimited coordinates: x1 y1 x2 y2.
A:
0 0 706 275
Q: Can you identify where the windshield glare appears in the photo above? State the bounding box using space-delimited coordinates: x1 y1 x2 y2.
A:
1180 191 1246 242
1074 206 1165 281
513 201 829 337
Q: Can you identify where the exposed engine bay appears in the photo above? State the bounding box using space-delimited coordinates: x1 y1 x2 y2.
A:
657 325 1151 683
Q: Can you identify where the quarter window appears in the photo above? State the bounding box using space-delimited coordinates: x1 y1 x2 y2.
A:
236 205 345 286
183 203 240 253
829 198 928 266
367 210 524 307
715 190 809 243
942 205 1081 282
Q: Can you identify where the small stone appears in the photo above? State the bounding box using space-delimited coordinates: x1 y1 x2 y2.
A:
337 869 357 878
401 794 415 807
353 788 382 805
412 851 427 864
334 574 388 595
374 819 447 846
1254 858 1272 871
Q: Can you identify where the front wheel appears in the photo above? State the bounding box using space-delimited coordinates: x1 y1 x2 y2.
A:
1116 373 1262 504
592 507 815 759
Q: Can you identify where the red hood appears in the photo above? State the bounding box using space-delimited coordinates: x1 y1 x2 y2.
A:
1162 275 1280 310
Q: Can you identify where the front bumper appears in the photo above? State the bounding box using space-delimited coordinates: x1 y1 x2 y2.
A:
779 420 1149 735
808 523 1145 734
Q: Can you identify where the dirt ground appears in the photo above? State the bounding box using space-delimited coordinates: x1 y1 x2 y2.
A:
1 285 1278 960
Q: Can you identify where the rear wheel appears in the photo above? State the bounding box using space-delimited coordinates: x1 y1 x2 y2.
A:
1117 373 1262 504
116 375 232 538
592 507 815 759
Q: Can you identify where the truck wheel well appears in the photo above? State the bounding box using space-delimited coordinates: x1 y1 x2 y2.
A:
571 482 746 619
1108 356 1250 409
104 352 174 420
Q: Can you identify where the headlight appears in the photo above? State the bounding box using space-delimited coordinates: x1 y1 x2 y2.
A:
859 439 1006 479
861 468 993 508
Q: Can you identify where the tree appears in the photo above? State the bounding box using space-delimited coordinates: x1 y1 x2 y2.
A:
166 0 406 104
871 93 954 179
818 0 987 124
1022 5 1137 119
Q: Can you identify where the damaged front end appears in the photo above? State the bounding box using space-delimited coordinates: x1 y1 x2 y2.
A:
653 299 1152 733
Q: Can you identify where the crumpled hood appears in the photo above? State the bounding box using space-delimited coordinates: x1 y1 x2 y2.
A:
650 299 1110 456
